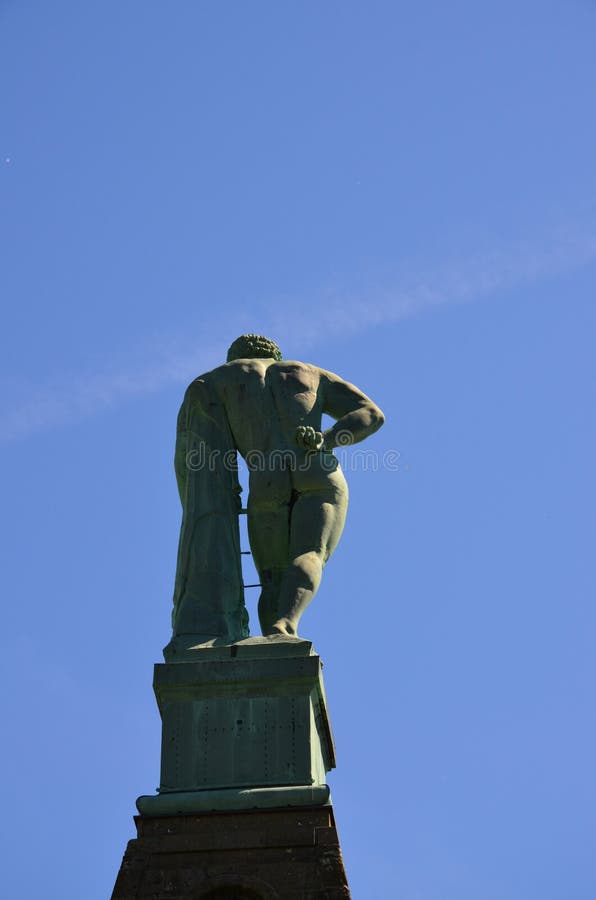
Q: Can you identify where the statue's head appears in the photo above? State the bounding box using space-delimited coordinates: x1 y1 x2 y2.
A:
226 334 283 362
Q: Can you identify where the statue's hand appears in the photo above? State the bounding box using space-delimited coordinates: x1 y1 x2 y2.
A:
295 425 324 451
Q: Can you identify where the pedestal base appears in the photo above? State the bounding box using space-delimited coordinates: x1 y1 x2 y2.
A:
112 806 351 900
137 784 330 815
140 636 336 813
116 637 349 896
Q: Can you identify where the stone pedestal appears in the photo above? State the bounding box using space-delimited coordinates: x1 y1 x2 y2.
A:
113 637 351 897
137 637 336 815
111 806 350 899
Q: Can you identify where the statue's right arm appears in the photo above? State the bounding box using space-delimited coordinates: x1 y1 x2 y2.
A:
320 369 385 449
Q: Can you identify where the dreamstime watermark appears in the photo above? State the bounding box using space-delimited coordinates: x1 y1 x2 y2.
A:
185 442 401 474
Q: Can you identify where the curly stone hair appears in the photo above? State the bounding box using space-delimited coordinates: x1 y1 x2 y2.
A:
226 334 283 362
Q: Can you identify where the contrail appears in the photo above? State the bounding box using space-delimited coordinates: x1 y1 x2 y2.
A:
1 227 595 442
270 228 596 349
0 346 222 442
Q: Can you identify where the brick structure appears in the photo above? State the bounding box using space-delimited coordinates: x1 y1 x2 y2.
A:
112 805 350 899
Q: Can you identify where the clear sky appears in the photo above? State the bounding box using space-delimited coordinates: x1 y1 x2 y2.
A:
1 2 595 898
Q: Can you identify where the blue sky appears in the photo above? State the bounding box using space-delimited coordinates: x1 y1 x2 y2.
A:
1 2 595 898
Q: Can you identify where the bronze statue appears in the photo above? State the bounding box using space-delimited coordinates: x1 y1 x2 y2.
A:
168 334 384 653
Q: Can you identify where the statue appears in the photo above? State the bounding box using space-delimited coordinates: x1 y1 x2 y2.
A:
168 334 384 653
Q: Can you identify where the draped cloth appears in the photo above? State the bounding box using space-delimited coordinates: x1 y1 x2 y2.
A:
170 373 249 647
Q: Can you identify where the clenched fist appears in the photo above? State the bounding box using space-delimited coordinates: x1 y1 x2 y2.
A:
295 425 325 451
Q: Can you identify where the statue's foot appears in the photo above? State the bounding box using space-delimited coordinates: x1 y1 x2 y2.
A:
266 618 298 637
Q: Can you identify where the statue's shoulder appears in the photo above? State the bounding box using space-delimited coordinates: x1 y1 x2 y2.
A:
182 365 229 406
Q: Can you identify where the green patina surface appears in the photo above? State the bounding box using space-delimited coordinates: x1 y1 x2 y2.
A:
138 637 335 816
136 785 331 816
170 333 384 645
140 336 383 815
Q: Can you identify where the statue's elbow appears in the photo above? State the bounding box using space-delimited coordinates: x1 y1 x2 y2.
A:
371 404 385 432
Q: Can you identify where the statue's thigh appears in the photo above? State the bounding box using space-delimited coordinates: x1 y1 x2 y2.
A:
247 504 291 571
289 484 348 563
247 468 293 570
